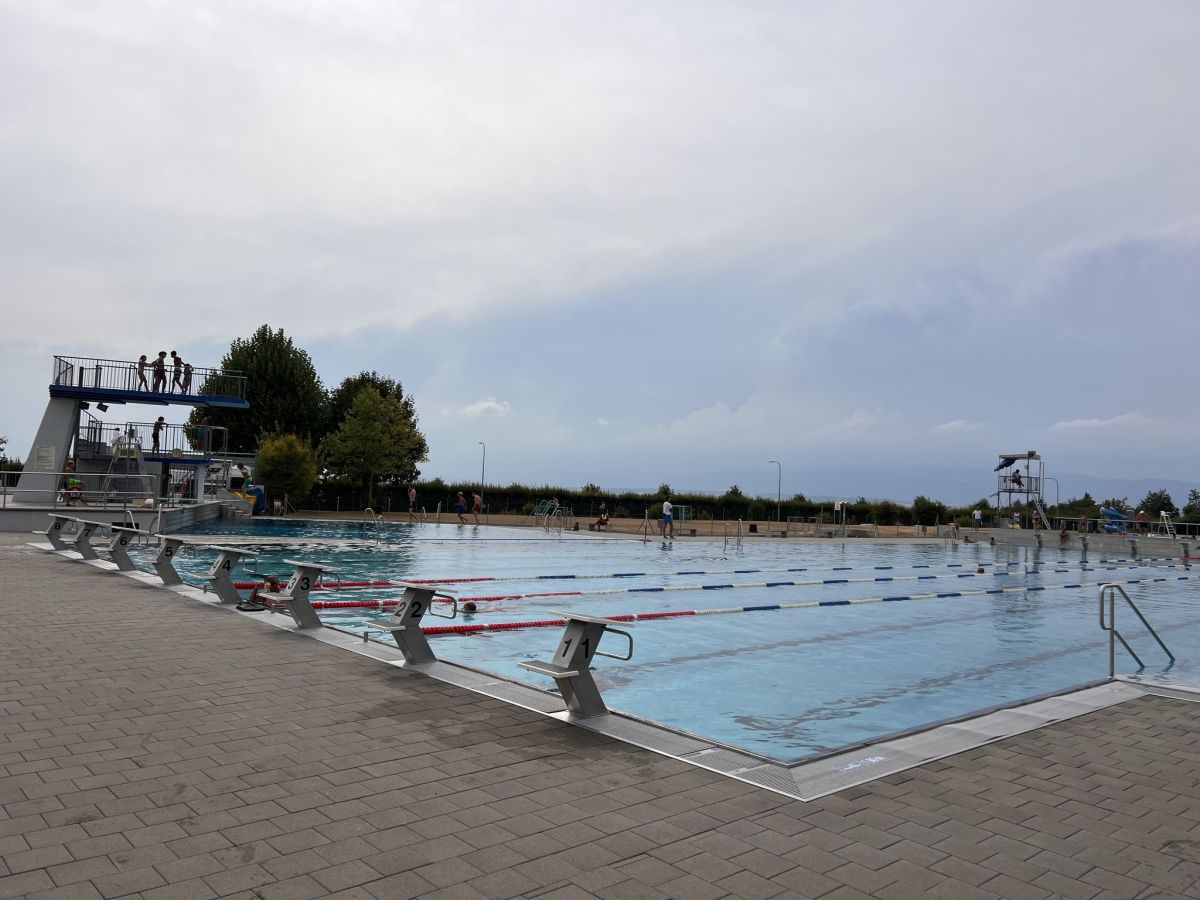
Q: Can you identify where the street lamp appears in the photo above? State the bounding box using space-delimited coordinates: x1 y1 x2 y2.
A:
1043 476 1060 522
768 460 781 524
478 442 486 513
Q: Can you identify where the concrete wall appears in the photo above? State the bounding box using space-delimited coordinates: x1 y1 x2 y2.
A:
972 527 1192 559
0 499 225 534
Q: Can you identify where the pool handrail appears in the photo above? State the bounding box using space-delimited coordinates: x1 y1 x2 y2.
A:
1098 582 1174 677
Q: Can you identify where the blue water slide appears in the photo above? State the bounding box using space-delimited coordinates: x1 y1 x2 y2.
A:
1099 506 1130 533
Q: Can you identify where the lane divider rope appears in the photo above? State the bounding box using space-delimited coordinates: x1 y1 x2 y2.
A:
410 574 1198 635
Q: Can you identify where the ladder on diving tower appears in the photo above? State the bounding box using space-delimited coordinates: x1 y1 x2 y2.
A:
102 437 145 498
1031 493 1051 530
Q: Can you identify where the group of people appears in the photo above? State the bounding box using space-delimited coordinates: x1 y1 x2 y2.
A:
136 351 194 394
455 490 483 524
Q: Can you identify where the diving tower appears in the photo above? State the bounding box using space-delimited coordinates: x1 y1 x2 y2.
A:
16 354 248 504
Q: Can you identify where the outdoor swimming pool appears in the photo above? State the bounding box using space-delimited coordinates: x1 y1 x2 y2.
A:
131 519 1199 762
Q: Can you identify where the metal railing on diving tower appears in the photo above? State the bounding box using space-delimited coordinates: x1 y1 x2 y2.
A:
49 355 249 408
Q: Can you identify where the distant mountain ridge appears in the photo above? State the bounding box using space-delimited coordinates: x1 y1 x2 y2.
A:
593 467 1200 508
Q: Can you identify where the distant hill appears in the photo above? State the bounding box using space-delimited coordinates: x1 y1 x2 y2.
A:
597 466 1200 508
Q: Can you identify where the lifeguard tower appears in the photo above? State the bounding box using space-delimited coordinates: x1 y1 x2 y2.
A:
993 451 1051 529
14 354 248 506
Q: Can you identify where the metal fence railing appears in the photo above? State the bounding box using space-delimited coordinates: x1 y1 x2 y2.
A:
51 355 246 401
1 470 160 509
77 420 229 458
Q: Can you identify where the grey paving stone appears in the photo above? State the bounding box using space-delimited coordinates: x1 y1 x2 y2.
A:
2 539 1199 900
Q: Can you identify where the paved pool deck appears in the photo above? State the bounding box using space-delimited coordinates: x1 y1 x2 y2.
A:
2 532 1199 900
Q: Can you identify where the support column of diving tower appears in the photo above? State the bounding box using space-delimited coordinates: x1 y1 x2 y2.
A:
17 355 248 504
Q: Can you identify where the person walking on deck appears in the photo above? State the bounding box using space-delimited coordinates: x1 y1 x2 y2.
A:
170 352 183 392
136 355 149 390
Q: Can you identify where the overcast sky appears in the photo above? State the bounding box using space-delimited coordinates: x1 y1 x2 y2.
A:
2 1 1198 502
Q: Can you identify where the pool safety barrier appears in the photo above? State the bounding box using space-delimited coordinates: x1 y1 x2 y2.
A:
377 583 458 664
519 612 634 717
414 573 1200 636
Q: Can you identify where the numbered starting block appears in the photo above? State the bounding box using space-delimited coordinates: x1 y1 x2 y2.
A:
268 560 340 629
103 526 142 572
36 513 78 551
520 612 634 718
380 583 458 664
69 518 106 561
200 546 248 604
152 536 186 585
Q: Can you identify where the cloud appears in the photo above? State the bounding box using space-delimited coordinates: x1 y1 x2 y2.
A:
1051 413 1144 431
595 418 611 426
458 397 512 418
933 419 984 432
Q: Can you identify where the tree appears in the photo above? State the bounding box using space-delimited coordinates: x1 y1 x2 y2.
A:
1182 489 1200 524
720 485 745 502
320 387 429 506
580 482 603 495
326 371 414 437
256 434 318 505
657 483 672 497
1137 489 1176 518
192 325 326 452
912 495 947 526
0 435 20 473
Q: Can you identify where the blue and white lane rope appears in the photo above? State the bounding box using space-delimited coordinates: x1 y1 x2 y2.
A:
453 565 1169 602
405 555 1188 587
416 573 1200 635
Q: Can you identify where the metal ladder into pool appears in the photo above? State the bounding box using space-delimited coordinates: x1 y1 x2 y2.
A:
362 507 383 543
1098 583 1174 676
723 519 743 551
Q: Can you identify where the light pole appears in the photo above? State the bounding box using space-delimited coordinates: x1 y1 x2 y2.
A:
1043 476 1060 523
472 441 482 501
768 460 781 524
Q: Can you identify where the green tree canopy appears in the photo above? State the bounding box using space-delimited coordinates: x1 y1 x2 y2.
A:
320 387 429 505
192 325 326 452
1136 489 1176 517
911 495 948 526
1182 489 1200 524
256 434 318 503
326 371 416 438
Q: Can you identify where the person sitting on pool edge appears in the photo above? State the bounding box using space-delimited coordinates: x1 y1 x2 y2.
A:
239 575 285 611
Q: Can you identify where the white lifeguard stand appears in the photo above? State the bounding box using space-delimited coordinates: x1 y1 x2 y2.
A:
993 451 1050 529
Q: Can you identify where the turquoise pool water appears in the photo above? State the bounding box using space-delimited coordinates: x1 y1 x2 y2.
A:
136 519 1200 762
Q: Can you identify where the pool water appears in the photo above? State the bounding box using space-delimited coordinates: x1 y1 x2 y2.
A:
137 519 1200 762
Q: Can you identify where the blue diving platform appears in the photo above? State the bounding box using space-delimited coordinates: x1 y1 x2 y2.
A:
49 355 248 409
